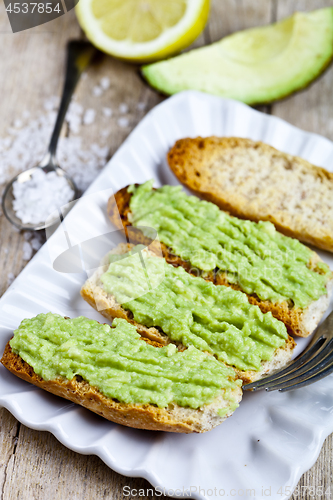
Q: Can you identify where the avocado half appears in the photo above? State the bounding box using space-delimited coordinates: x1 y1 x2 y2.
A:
142 8 333 105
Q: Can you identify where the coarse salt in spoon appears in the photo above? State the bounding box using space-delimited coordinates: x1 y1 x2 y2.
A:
2 40 96 231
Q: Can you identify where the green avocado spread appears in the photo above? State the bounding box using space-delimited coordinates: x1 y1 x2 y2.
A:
101 249 289 372
128 181 331 308
10 313 241 410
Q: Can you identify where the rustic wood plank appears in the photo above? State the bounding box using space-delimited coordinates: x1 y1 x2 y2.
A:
291 433 333 500
72 54 164 161
0 410 20 498
1 410 157 500
0 9 81 141
208 0 274 43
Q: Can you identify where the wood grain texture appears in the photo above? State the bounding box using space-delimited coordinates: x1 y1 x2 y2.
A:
1 408 156 500
207 0 274 42
0 0 332 498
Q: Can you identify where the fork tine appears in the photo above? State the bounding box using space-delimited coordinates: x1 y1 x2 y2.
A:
244 310 333 392
278 361 333 392
264 347 333 391
245 338 333 392
243 336 327 391
260 339 333 390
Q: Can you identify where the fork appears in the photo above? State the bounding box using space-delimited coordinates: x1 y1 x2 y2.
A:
243 310 333 392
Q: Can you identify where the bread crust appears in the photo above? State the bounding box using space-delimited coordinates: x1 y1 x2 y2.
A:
1 336 242 433
167 136 333 253
107 186 333 338
80 244 296 384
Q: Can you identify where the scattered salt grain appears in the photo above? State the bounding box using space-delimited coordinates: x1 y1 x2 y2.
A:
117 117 129 128
22 241 33 260
24 231 32 241
44 96 60 112
69 102 84 115
66 102 84 134
13 119 23 129
7 127 20 136
90 143 109 159
7 272 15 286
3 137 11 148
13 169 74 225
102 107 113 118
119 103 129 114
137 102 146 111
83 108 96 126
0 95 110 210
31 235 43 251
100 77 110 90
92 85 103 97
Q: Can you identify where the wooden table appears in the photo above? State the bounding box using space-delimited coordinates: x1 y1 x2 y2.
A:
0 1 332 498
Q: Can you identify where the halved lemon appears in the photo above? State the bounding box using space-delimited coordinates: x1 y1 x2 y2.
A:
75 0 210 63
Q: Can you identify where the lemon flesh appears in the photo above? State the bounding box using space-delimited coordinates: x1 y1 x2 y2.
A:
142 8 333 104
75 0 210 63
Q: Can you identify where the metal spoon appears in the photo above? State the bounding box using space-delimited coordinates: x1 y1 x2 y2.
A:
2 40 96 231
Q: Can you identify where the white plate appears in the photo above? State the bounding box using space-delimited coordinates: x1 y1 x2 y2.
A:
1 91 333 500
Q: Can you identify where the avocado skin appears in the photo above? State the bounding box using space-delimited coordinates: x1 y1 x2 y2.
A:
142 8 333 106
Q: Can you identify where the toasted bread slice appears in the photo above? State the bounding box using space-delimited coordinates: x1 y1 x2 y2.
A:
1 322 242 433
167 137 333 253
107 187 333 338
80 244 296 384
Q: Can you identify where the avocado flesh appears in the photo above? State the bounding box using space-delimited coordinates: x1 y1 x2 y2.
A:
142 8 333 105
